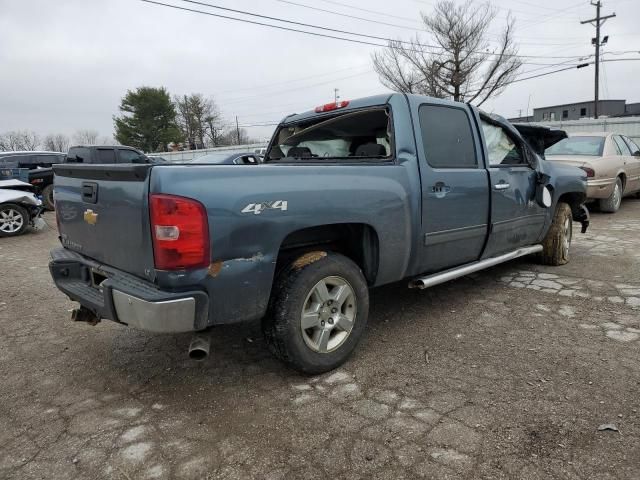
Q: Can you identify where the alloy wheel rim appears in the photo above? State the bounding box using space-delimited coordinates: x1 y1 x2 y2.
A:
613 182 622 209
300 276 356 353
562 216 571 258
0 209 24 233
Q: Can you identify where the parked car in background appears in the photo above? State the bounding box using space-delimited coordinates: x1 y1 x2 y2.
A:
30 145 152 210
188 151 263 165
0 151 66 168
545 132 640 213
0 151 66 210
49 93 589 373
0 179 44 237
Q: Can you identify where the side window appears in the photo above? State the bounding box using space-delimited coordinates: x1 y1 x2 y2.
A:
96 149 116 163
623 136 640 155
481 120 526 167
613 135 631 156
418 104 477 169
68 147 90 163
118 148 143 163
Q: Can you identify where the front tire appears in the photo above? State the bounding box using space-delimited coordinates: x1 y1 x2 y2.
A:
599 177 623 213
41 184 55 211
0 203 29 237
538 202 572 266
263 251 369 374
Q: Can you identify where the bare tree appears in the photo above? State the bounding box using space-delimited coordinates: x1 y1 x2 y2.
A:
0 130 40 151
372 0 522 106
72 129 100 145
217 127 255 146
43 133 70 152
174 94 222 149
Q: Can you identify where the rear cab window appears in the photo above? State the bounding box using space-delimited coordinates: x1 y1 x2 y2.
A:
266 108 392 162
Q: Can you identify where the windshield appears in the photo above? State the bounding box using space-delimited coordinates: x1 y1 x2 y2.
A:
545 136 605 156
267 108 391 161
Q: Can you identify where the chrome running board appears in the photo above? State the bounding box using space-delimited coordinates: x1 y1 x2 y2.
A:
409 245 543 289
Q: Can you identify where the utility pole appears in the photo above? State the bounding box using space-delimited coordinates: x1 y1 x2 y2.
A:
581 1 615 119
235 116 240 145
334 88 340 103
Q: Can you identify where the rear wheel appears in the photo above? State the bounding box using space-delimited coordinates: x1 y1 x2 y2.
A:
263 251 369 374
599 177 623 213
538 202 572 266
0 203 29 237
41 184 55 211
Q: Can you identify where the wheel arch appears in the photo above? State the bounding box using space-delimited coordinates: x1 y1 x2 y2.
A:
276 223 380 285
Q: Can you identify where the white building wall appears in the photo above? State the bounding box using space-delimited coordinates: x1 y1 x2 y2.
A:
538 116 640 142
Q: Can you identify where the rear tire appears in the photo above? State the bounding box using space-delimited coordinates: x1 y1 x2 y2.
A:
41 184 55 211
263 251 369 374
538 202 572 266
599 177 623 213
0 203 29 237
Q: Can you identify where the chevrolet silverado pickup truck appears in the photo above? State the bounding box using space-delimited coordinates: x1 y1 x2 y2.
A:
49 94 589 373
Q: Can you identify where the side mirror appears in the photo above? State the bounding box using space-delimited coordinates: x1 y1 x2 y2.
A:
536 184 553 208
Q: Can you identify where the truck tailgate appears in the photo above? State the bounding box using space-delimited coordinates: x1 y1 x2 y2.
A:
53 164 155 279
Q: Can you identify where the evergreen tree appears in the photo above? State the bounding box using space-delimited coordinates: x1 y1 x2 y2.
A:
114 87 181 152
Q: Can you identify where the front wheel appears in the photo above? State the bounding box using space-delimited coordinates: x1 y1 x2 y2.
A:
538 202 572 266
0 203 29 237
263 251 369 374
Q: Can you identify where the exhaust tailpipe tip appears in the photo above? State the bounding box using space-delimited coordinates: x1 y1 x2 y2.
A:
188 333 211 361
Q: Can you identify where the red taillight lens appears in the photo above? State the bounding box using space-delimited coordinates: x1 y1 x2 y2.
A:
149 194 210 270
580 166 595 178
314 100 350 113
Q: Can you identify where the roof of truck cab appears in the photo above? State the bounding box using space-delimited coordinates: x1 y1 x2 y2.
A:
280 93 396 124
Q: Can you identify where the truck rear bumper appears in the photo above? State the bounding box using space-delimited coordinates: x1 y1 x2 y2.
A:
49 247 209 333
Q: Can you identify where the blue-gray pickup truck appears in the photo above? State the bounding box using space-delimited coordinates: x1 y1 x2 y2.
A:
49 94 589 373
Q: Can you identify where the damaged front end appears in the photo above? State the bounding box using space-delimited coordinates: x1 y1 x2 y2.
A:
0 179 46 236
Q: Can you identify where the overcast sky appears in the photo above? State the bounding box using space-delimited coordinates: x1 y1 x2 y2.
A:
1 0 638 142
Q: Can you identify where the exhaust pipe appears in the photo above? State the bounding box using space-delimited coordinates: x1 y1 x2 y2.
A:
188 332 211 361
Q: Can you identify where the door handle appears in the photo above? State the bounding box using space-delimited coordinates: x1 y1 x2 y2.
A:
494 183 510 190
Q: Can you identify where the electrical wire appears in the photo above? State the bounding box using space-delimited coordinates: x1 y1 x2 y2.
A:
140 0 599 60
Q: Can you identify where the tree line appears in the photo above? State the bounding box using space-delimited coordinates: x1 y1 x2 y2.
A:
114 87 257 152
0 129 115 153
1 87 257 154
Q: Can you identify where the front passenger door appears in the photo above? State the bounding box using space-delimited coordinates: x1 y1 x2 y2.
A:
481 120 547 258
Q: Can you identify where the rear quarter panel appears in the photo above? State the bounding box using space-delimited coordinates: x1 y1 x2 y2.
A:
150 161 418 325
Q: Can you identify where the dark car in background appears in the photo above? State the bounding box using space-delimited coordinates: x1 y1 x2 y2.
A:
26 145 152 210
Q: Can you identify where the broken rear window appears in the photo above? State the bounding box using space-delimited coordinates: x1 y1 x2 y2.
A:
266 108 392 162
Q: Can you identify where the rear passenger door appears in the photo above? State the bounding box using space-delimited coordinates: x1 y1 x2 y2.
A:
412 100 490 273
616 135 640 193
622 136 640 193
480 119 546 257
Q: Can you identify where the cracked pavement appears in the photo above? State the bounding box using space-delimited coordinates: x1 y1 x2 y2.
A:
1 200 640 479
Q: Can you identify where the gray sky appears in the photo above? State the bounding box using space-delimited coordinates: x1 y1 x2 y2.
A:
1 0 638 142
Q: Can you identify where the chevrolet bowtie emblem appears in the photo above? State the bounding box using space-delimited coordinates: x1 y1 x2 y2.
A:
83 209 98 225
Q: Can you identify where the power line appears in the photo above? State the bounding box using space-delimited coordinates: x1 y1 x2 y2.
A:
141 0 599 60
275 0 423 31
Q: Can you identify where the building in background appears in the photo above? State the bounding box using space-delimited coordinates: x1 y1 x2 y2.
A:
509 99 640 123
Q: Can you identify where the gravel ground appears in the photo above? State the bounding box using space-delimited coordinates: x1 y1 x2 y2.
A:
1 200 639 479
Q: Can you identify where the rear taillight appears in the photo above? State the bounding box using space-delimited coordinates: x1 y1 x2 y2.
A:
149 194 210 270
580 166 595 178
